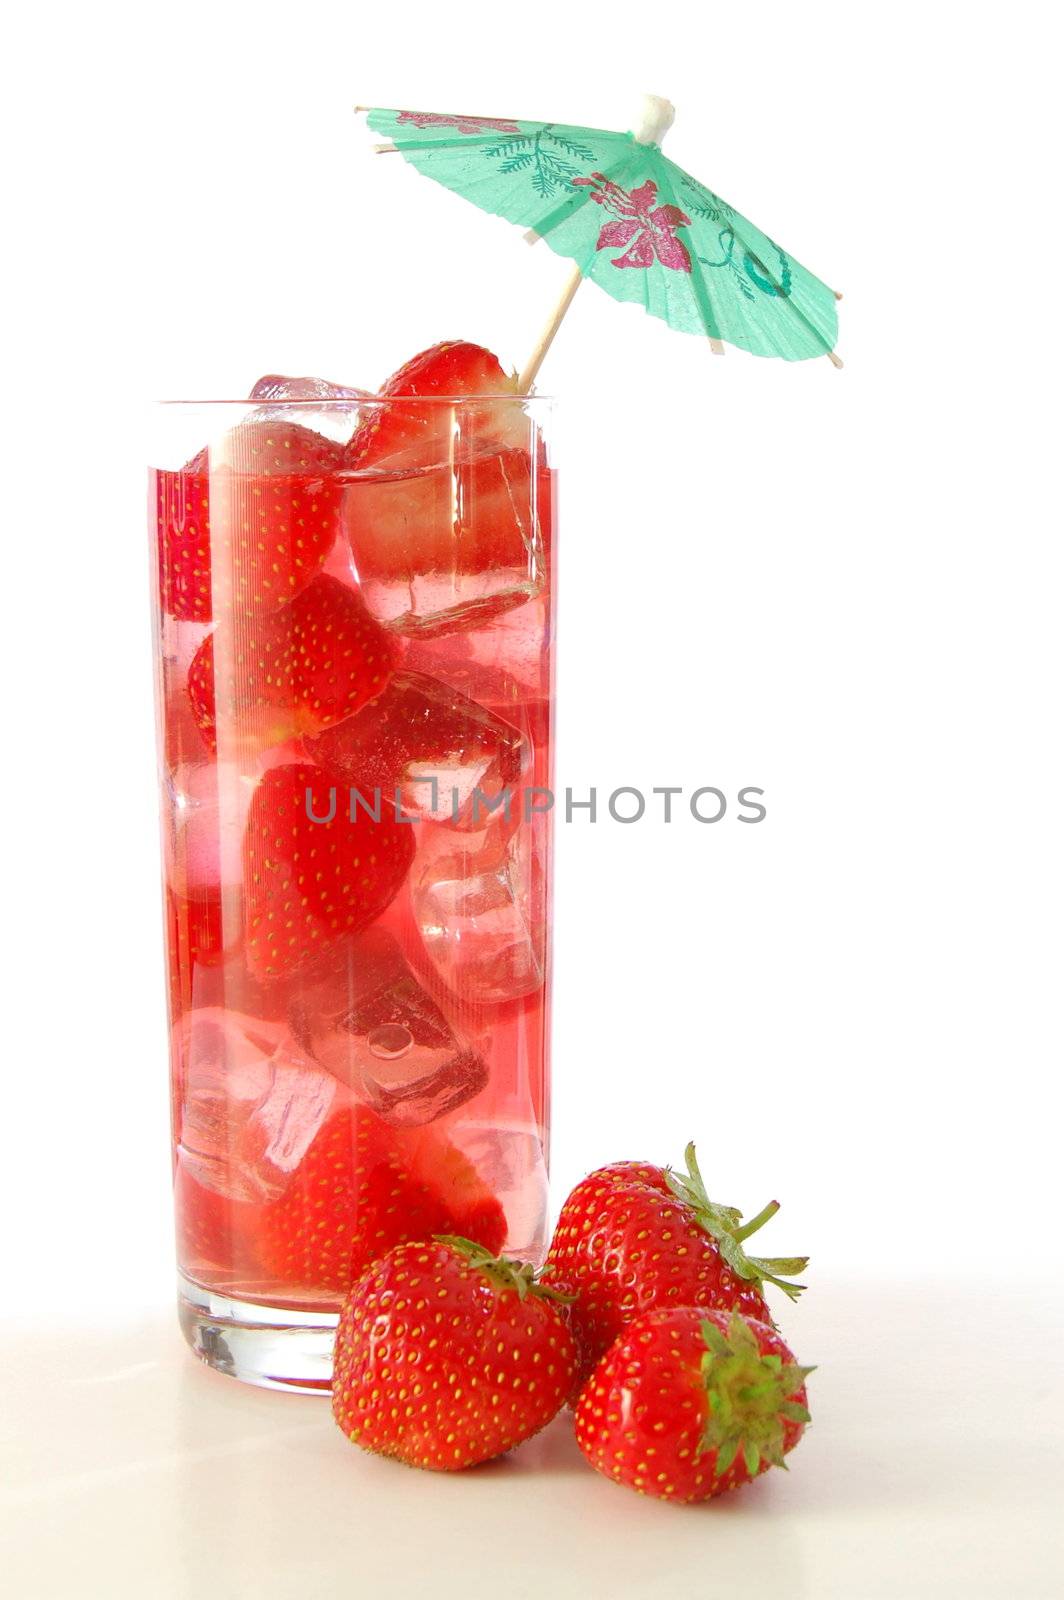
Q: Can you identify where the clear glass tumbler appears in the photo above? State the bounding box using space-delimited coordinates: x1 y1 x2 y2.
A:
148 393 555 1390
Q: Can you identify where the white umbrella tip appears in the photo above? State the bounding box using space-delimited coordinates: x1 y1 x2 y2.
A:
632 95 676 146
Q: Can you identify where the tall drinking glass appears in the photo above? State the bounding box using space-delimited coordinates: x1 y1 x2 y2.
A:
149 394 555 1390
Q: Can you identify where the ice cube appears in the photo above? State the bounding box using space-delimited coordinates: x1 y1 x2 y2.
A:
165 748 294 896
412 827 547 1004
289 928 488 1126
342 448 548 635
173 1008 338 1202
158 615 212 767
450 1120 549 1262
249 374 368 402
248 374 370 442
396 591 554 725
305 670 528 830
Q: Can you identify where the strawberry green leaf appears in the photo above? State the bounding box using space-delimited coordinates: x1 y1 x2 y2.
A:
666 1144 808 1301
697 1310 814 1477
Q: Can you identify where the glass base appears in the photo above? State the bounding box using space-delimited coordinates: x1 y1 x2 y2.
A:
178 1273 338 1394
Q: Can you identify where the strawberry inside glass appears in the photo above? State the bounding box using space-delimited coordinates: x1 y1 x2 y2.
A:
151 347 555 1390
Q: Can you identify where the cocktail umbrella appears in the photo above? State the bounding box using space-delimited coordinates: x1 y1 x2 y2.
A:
360 96 842 388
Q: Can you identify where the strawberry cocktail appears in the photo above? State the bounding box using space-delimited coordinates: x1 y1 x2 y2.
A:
151 343 555 1389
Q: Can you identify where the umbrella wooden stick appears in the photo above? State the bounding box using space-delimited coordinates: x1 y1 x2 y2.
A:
517 264 584 393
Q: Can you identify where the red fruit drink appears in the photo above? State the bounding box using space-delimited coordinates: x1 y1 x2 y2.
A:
150 350 555 1389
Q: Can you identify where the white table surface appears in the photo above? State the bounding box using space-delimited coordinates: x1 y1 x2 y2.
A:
4 1281 1061 1599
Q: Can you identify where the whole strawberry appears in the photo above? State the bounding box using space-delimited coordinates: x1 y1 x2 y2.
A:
257 1109 506 1296
187 573 395 754
332 1237 577 1470
242 762 414 978
545 1143 807 1384
155 420 344 623
575 1306 813 1503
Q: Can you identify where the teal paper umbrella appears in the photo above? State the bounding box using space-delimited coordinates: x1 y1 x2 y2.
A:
362 96 842 387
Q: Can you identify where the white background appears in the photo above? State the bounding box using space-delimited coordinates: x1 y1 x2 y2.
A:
2 2 1062 1595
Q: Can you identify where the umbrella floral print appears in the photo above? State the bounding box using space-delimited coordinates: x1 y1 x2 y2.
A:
366 106 840 363
575 174 694 271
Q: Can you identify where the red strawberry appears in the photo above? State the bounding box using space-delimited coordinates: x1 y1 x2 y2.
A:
381 339 515 399
155 464 213 621
332 1236 577 1470
257 1107 506 1296
187 574 395 753
163 885 240 1022
155 422 345 623
347 341 520 472
279 572 395 729
545 1144 808 1386
166 883 228 966
575 1307 813 1503
242 760 414 978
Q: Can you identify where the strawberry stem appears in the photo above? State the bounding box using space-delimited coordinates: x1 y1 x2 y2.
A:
664 1144 808 1301
436 1235 575 1304
732 1200 780 1243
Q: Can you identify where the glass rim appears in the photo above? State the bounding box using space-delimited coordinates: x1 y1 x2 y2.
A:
155 394 555 407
